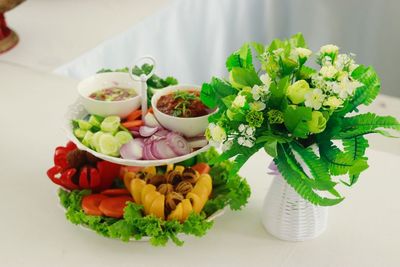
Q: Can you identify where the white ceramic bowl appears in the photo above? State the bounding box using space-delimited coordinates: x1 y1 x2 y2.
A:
77 72 142 118
151 84 215 137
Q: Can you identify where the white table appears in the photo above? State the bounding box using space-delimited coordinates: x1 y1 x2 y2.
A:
1 62 400 267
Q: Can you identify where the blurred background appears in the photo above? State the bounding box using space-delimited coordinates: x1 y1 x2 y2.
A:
1 0 399 97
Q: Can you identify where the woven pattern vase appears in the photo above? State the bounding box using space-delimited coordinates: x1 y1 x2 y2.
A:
262 170 328 241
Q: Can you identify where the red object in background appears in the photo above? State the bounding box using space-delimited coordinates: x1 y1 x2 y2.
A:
47 142 121 191
0 12 18 54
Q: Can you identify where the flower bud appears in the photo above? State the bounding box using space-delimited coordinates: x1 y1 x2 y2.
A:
286 80 311 104
307 111 327 133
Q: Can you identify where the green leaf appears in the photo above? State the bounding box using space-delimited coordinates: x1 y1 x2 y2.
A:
230 67 262 88
200 83 217 108
337 65 380 115
226 43 253 71
268 76 289 109
264 139 278 157
283 106 312 138
289 32 307 48
251 42 265 56
275 144 344 206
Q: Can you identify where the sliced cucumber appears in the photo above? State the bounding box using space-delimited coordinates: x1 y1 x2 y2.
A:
115 131 133 145
100 116 121 133
99 133 120 157
88 115 103 127
74 128 87 139
82 131 94 147
90 131 104 151
77 119 92 130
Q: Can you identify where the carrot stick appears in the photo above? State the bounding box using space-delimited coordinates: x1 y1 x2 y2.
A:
121 120 144 129
82 194 108 216
98 196 133 218
126 109 142 122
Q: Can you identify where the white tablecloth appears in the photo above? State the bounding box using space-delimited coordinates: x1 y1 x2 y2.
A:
1 62 400 267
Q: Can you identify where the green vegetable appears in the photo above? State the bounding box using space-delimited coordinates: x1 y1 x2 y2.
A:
58 147 250 246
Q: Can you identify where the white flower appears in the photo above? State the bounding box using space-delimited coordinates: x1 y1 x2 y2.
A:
222 140 233 152
319 65 338 79
232 95 246 108
332 76 363 99
260 73 272 87
245 126 255 136
295 47 312 58
237 137 246 146
305 88 325 110
320 44 339 54
249 101 266 111
207 123 226 143
323 96 343 109
251 84 269 100
238 124 246 133
273 48 284 56
243 139 254 148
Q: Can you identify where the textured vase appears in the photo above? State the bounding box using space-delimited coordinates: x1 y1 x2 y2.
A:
262 165 328 241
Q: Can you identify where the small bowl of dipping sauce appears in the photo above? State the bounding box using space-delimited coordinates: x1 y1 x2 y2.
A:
78 72 142 118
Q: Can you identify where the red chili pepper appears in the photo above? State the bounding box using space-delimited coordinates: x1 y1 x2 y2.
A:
46 142 120 191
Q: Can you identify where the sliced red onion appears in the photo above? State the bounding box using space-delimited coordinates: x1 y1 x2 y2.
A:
151 139 178 159
143 142 158 160
144 113 161 127
166 132 191 156
130 130 141 137
120 139 144 160
153 129 169 137
139 126 159 137
187 136 208 148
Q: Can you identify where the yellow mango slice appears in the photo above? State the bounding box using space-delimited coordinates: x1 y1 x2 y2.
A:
186 192 206 213
143 166 156 176
143 191 160 215
181 199 193 221
174 165 185 174
166 164 174 173
197 174 212 196
130 179 146 204
192 183 209 200
149 194 165 219
123 172 136 190
140 184 156 205
168 202 183 221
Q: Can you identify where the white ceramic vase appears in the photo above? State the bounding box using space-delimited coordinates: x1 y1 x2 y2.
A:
261 163 328 241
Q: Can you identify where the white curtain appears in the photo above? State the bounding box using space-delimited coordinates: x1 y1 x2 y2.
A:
55 0 400 97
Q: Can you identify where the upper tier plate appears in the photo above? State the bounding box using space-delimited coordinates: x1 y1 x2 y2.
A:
64 100 211 167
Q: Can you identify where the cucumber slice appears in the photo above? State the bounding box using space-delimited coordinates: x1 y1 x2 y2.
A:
82 131 94 147
115 131 133 145
90 131 104 151
77 120 92 130
100 116 121 133
99 133 120 156
88 115 103 127
74 128 87 139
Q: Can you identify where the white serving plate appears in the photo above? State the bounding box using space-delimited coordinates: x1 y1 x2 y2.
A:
64 100 211 167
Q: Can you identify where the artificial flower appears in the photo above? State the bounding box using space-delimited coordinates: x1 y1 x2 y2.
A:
307 111 327 133
286 80 311 104
332 75 362 99
249 101 266 111
305 88 325 110
319 65 338 79
260 73 272 87
267 110 284 124
222 140 233 152
232 95 246 108
246 111 264 128
237 136 255 148
251 84 269 100
323 96 343 109
295 47 312 58
210 124 227 142
320 44 339 55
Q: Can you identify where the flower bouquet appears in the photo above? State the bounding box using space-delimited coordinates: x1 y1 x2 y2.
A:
201 33 400 239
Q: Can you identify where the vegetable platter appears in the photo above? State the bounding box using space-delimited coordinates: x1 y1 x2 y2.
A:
47 62 250 246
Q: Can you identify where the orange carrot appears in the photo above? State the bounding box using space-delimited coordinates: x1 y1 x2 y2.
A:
101 188 131 196
121 120 144 129
82 194 108 216
126 109 142 122
98 196 133 218
191 163 211 174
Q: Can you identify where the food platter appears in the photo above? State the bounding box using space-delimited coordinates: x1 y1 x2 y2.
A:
64 99 211 167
